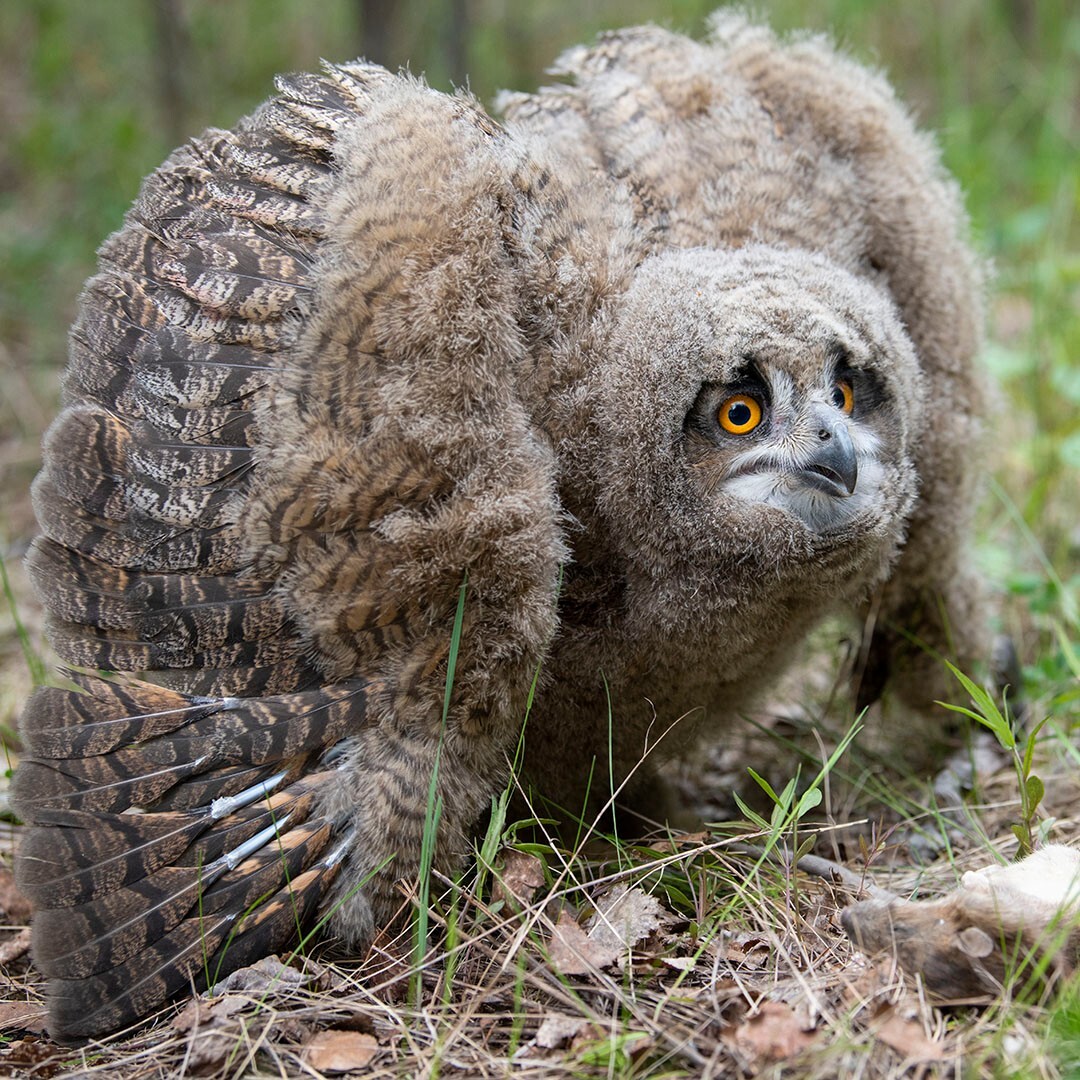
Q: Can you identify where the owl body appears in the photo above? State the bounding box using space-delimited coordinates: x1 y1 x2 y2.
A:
14 15 990 1040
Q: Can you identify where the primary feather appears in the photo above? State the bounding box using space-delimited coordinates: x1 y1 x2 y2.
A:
15 15 991 1041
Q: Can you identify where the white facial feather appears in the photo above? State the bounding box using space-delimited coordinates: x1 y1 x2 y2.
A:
715 366 885 532
722 456 885 531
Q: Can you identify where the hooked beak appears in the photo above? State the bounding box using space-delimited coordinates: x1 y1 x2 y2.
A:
796 410 858 497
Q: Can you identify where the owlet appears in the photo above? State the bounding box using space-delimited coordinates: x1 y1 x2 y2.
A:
14 13 991 1040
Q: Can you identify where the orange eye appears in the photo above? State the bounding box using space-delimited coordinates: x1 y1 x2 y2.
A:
831 380 854 415
718 394 763 435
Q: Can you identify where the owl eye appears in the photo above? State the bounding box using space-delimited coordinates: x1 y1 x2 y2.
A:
831 380 854 415
718 394 763 435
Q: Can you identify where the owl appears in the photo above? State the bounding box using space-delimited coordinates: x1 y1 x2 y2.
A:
14 13 991 1041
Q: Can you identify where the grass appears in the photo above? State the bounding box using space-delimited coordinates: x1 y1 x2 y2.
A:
411 574 468 1005
0 1 1077 1077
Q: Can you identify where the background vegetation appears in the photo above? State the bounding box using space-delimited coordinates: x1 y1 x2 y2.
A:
0 1 1076 1076
1 0 1077 576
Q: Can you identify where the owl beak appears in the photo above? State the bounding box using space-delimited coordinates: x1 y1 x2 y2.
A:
798 414 858 497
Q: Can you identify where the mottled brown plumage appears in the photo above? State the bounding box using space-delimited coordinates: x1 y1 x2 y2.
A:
15 14 992 1040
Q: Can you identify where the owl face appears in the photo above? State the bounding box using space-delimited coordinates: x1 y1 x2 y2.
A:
584 245 925 586
683 350 889 533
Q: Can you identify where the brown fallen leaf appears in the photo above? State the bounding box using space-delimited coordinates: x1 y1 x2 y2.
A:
723 1001 818 1069
586 884 667 961
4 1036 66 1079
171 999 209 1034
717 931 770 968
0 926 33 965
0 1000 48 1034
548 886 671 975
871 1007 945 1062
210 953 316 996
534 1011 590 1049
549 910 614 975
662 955 697 972
303 1030 379 1073
494 849 546 907
171 992 249 1034
171 994 250 1075
0 867 32 923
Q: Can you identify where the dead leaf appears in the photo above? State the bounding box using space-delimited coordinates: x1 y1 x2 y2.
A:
549 910 615 974
724 1001 818 1068
0 926 32 965
5 1036 66 1078
494 849 545 907
535 1012 589 1048
841 950 904 1005
871 1008 945 1061
662 955 697 972
210 953 314 996
0 1000 47 1033
720 930 773 968
585 884 667 960
171 999 214 1034
304 1030 379 1073
171 994 252 1075
188 1033 244 1075
171 993 246 1034
548 886 670 975
0 867 32 923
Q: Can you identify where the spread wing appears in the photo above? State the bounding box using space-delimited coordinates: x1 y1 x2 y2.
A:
15 66 567 1041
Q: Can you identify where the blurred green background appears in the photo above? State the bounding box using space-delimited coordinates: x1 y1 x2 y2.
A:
0 0 1077 695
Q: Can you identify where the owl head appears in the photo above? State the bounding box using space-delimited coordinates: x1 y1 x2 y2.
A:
573 245 926 606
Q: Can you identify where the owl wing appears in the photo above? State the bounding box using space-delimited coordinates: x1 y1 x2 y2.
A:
15 66 566 1041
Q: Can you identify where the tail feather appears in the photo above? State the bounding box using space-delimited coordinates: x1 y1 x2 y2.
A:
22 675 211 756
68 314 270 439
42 824 349 1042
44 620 302 685
146 760 304 812
22 540 290 670
15 63 389 1043
15 679 368 812
198 827 353 984
18 775 326 908
47 909 240 1040
199 820 332 915
18 808 209 907
152 659 320 697
33 817 330 979
14 671 362 1042
31 475 244 576
16 754 210 814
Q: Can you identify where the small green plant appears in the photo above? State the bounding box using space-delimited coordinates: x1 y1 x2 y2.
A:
733 718 862 864
937 661 1050 856
1046 973 1080 1076
0 550 47 688
573 1029 652 1072
411 573 468 1004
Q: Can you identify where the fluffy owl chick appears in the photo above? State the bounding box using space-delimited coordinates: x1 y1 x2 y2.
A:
14 14 990 1041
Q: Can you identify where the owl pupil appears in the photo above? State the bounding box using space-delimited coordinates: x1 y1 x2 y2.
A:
832 386 846 408
729 402 751 426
